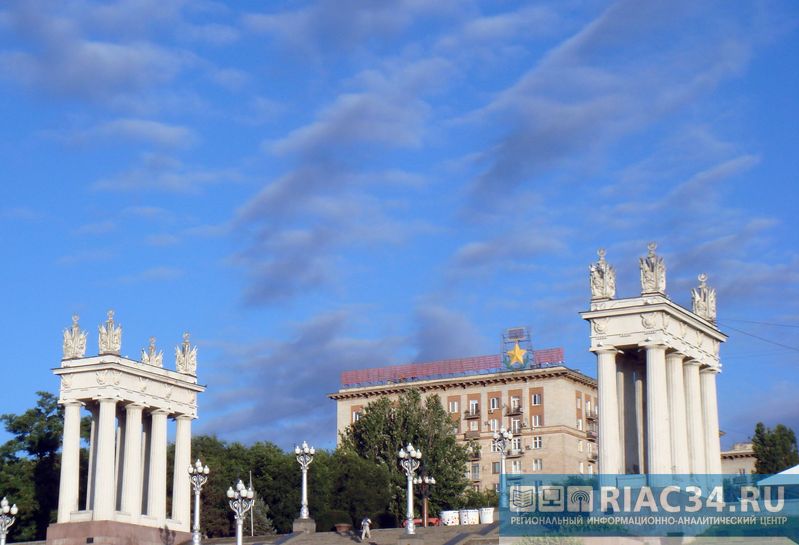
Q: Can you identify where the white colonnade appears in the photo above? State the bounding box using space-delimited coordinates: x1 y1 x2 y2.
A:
56 399 195 527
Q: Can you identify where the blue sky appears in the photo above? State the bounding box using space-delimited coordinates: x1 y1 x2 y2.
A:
0 0 797 451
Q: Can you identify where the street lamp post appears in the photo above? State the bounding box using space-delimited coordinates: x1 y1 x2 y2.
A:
412 475 435 527
227 480 255 545
294 441 315 519
0 497 18 545
188 459 210 545
492 427 513 508
398 443 422 535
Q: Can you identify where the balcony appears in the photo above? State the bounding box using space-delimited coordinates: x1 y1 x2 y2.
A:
506 406 523 416
588 451 597 461
586 411 598 422
464 408 480 420
464 430 481 440
506 449 524 458
468 449 481 461
586 430 597 441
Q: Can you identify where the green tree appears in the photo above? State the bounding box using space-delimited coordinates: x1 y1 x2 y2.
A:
752 422 799 474
328 451 390 525
0 392 64 541
340 389 470 523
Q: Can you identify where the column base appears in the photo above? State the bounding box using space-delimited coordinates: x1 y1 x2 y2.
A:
292 517 316 534
47 520 192 545
397 534 424 545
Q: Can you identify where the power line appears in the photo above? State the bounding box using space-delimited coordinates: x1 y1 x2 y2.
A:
718 322 799 354
723 318 799 329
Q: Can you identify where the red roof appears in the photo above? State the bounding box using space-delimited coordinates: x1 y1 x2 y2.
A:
340 348 564 387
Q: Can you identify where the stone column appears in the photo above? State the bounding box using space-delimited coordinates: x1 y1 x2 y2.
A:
172 415 192 528
700 367 723 474
622 361 640 474
595 347 622 474
85 404 99 510
93 398 118 520
666 353 690 474
57 401 82 522
683 360 706 474
615 359 627 473
635 367 647 473
147 409 169 522
121 404 144 517
644 344 672 474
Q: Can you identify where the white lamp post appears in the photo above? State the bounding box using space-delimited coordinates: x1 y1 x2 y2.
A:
398 443 422 535
294 441 315 520
188 459 210 545
412 475 435 527
227 480 255 545
492 427 513 508
0 497 18 545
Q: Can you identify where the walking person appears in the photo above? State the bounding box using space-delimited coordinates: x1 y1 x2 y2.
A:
359 516 372 543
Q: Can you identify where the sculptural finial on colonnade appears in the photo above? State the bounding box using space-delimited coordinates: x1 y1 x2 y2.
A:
589 248 616 300
62 314 87 360
99 310 122 355
640 242 666 295
691 273 717 323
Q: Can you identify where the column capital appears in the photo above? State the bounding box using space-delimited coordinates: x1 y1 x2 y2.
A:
638 341 668 350
61 399 83 407
173 413 193 421
700 366 721 375
124 402 146 411
590 345 619 355
665 352 685 361
683 359 702 368
150 408 171 416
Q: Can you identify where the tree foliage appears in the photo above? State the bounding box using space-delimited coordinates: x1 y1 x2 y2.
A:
0 392 64 541
339 389 471 522
752 422 799 474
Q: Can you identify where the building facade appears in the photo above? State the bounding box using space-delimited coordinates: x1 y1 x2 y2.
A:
721 442 756 475
330 350 598 491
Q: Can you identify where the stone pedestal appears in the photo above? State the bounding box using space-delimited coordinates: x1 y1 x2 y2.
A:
397 534 424 545
292 517 316 534
46 520 191 545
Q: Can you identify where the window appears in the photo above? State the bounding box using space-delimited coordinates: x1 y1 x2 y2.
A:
489 418 498 432
578 440 584 453
579 462 584 474
511 418 521 434
352 411 362 423
586 400 592 414
588 464 594 475
489 397 499 411
532 415 541 428
469 399 479 415
577 418 583 431
533 459 543 472
577 396 582 409
448 400 459 413
471 463 480 480
491 441 500 453
492 461 501 474
511 460 522 473
532 435 542 449
510 396 521 409
469 420 478 431
494 483 500 492
512 437 522 451
531 393 541 406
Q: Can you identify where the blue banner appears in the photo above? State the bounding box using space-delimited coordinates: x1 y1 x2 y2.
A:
498 474 799 543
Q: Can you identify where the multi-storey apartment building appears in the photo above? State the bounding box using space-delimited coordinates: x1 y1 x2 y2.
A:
329 347 598 491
